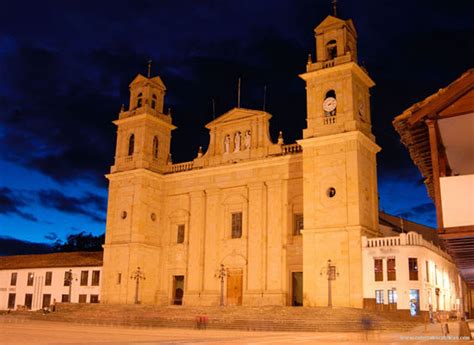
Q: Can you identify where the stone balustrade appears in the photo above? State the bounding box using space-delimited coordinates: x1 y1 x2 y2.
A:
363 232 452 262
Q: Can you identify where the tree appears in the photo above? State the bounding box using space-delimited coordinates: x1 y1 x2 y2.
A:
53 232 104 252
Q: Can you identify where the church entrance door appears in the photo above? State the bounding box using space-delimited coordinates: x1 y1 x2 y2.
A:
172 275 184 305
291 272 303 306
226 269 242 306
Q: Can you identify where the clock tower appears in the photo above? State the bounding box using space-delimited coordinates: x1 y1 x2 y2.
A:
298 14 381 307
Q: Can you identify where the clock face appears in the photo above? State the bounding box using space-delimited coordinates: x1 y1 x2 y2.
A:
323 97 337 112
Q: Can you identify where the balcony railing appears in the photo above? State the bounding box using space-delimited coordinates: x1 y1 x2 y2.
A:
282 143 302 155
324 116 336 125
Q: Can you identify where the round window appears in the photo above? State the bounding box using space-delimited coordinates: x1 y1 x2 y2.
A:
327 187 336 198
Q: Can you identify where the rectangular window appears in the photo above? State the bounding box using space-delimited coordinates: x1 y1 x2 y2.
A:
388 289 398 304
10 272 17 286
294 214 304 236
177 224 185 244
61 294 69 303
387 258 396 281
90 295 99 303
375 290 384 304
91 270 100 286
425 261 430 282
374 259 383 281
231 212 242 239
409 258 418 281
80 271 89 286
45 271 52 286
24 294 33 309
27 272 34 286
78 294 87 303
64 271 72 286
117 273 122 284
8 293 16 309
42 294 51 309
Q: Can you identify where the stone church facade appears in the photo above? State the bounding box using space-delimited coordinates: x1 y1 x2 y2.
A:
101 14 381 308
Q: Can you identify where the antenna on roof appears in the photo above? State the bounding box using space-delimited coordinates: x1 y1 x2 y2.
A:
237 77 241 108
147 59 152 78
332 0 338 17
263 85 267 111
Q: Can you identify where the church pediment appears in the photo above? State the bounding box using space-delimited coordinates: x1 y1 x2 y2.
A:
205 107 271 128
129 74 166 90
315 15 357 36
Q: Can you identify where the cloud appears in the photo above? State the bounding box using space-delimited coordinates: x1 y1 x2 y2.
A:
0 236 53 256
44 232 58 241
0 187 38 222
37 190 106 223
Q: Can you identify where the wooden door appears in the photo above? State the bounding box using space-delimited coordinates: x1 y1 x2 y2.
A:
226 269 243 306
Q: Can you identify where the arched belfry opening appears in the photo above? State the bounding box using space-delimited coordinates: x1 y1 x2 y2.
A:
151 94 157 109
136 93 143 108
128 134 135 156
326 40 337 60
153 136 159 159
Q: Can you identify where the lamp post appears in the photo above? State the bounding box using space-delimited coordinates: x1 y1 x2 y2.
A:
215 264 226 306
130 266 146 304
320 259 338 308
64 269 74 303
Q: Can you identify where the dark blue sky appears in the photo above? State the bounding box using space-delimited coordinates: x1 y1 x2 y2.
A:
0 0 473 246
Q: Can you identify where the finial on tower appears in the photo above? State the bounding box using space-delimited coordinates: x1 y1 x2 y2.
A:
147 59 152 78
332 0 338 17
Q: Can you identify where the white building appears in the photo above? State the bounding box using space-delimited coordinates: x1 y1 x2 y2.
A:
0 252 102 311
363 231 461 315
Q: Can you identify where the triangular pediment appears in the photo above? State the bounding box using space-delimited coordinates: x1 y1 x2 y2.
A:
205 107 271 128
129 74 166 90
315 15 357 36
129 74 147 86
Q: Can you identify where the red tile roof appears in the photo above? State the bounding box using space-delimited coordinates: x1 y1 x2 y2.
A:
0 251 103 270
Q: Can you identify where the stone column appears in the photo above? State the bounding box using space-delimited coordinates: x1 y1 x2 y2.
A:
186 190 205 305
247 182 265 299
265 179 284 304
203 188 220 304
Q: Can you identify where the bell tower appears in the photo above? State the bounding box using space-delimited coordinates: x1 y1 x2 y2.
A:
299 14 381 308
111 74 175 174
102 72 175 305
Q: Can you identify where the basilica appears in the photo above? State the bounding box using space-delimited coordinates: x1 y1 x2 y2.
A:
101 14 382 308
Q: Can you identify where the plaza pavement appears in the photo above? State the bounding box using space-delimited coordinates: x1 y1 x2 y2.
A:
0 318 471 344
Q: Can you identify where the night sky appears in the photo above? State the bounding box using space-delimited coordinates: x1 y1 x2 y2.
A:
0 0 473 249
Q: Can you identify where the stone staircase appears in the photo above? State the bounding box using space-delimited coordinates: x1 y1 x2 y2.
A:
7 304 422 333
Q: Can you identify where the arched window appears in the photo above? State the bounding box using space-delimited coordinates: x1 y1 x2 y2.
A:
326 40 337 60
151 94 157 109
153 136 159 159
136 93 143 108
128 134 135 156
325 90 336 99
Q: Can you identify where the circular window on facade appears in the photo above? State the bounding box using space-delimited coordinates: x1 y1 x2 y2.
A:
327 187 336 198
150 213 156 221
121 211 127 219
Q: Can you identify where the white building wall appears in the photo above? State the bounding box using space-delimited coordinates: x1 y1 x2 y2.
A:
0 266 102 311
362 232 461 312
440 174 474 228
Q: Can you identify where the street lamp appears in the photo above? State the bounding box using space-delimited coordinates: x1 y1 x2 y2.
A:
215 264 226 306
64 269 76 303
320 259 339 307
130 266 146 304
